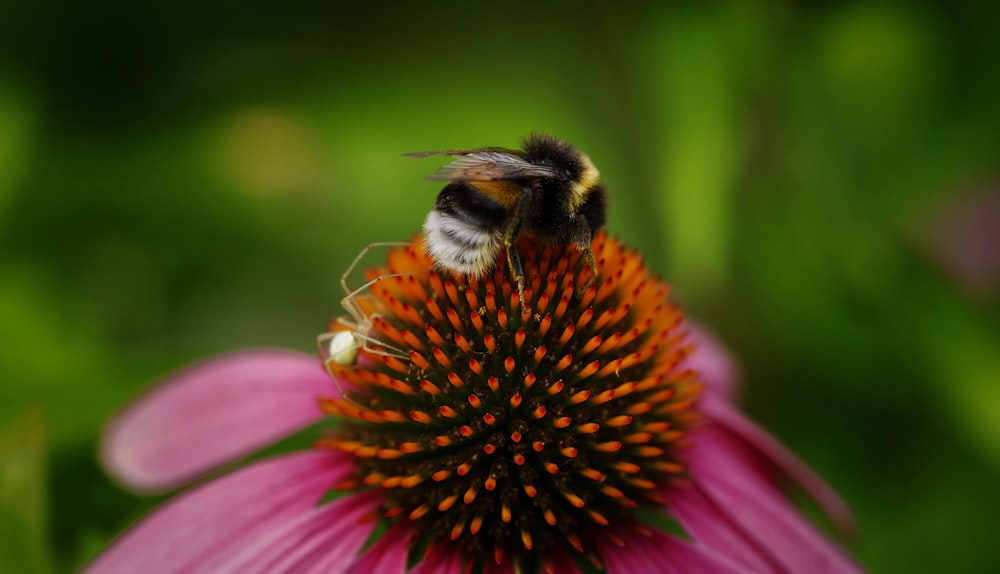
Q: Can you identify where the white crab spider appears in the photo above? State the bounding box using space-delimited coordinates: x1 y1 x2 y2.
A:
317 242 427 372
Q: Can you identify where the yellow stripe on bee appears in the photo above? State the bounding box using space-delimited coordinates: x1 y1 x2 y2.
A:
475 181 522 208
568 154 600 210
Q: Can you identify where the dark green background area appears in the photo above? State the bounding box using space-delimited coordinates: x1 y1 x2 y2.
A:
1 1 998 572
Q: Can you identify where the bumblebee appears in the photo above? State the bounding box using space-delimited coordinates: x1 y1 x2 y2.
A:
409 134 607 303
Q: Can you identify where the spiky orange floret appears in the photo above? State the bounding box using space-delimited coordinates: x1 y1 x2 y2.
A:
319 233 701 571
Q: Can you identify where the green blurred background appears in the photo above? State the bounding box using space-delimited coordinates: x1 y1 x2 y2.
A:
2 1 998 572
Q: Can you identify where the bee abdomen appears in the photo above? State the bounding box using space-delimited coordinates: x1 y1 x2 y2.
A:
422 182 507 277
423 209 503 277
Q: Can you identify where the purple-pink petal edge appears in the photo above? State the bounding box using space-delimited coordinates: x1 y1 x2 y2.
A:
84 451 354 574
101 349 336 493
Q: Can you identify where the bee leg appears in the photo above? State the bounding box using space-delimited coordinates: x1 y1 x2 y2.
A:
506 240 528 310
503 188 533 310
578 242 599 293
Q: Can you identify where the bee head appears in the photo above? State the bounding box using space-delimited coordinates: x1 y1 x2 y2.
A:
523 134 601 209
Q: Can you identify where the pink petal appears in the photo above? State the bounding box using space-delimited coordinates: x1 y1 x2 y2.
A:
409 545 464 574
685 427 863 574
345 522 412 574
924 185 1000 294
541 546 582 574
482 558 516 574
665 484 781 574
596 535 647 573
682 321 739 400
102 349 336 492
598 530 751 574
213 490 382 574
85 451 353 574
701 396 857 537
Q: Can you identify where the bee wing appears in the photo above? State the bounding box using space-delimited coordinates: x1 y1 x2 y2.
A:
403 146 513 159
405 148 561 182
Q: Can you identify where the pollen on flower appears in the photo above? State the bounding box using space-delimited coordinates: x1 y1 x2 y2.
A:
318 232 702 571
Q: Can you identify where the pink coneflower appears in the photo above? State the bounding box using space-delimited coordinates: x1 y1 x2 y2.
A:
87 233 862 573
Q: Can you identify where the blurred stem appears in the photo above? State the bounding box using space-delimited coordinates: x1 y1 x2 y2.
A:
919 303 1000 470
0 79 39 225
0 408 52 574
651 8 745 298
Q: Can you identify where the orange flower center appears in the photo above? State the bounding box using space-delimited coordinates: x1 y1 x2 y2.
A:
318 232 701 571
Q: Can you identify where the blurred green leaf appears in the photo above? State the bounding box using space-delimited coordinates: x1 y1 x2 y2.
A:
1 2 999 572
